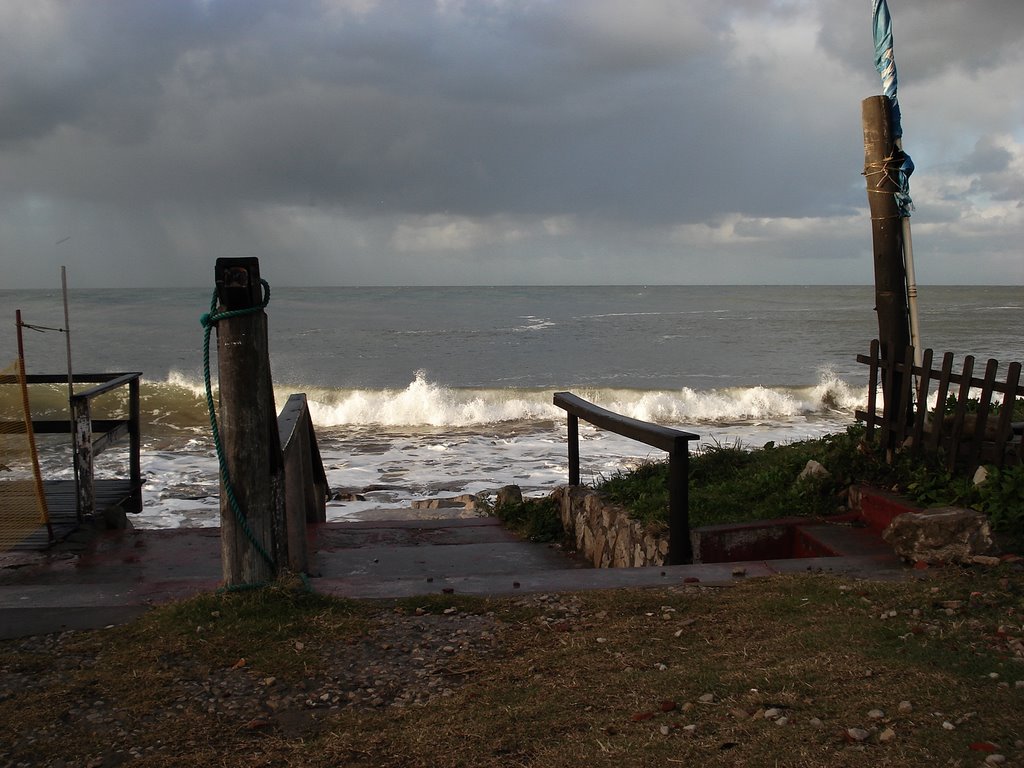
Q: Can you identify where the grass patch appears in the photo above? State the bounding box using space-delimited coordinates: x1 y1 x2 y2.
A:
2 569 1022 766
595 426 1024 543
494 493 565 542
109 581 370 675
598 428 883 527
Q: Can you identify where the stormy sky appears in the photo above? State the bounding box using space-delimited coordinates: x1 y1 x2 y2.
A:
2 0 1022 288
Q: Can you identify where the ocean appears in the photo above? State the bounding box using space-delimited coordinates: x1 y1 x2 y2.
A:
2 285 1022 529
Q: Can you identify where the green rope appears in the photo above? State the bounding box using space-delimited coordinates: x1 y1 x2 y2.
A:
200 280 276 572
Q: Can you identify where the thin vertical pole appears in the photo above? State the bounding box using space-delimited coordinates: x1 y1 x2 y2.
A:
15 311 53 539
61 266 81 519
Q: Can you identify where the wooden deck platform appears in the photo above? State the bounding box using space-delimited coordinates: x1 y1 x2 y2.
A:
6 480 140 551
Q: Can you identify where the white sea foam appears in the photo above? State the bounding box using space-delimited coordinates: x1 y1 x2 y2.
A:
303 372 558 427
113 369 871 530
279 370 868 428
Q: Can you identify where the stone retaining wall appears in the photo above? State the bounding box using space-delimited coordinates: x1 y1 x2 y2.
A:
551 486 668 568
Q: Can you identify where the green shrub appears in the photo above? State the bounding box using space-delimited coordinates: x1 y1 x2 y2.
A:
596 428 881 528
976 463 1024 535
494 495 564 543
592 423 1024 543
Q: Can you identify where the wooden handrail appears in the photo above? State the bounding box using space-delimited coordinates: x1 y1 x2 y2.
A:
276 393 328 572
70 372 142 400
553 392 699 565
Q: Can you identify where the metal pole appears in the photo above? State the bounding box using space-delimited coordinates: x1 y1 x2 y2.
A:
895 143 923 369
60 266 81 519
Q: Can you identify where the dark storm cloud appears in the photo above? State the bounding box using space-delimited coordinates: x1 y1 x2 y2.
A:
1 0 849 222
1 0 1022 286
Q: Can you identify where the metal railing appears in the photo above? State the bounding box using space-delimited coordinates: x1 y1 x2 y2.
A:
553 392 699 565
4 372 143 520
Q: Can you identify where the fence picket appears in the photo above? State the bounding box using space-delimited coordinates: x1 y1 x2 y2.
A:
857 343 1022 474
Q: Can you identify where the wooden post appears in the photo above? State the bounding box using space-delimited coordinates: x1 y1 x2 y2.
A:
863 95 912 442
278 393 329 573
127 376 142 513
567 414 580 486
214 258 285 586
71 396 95 517
667 438 693 565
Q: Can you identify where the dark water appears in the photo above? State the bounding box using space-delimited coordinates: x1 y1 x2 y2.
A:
3 284 1021 529
6 285 1020 393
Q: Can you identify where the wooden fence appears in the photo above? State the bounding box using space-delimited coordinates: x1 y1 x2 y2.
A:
856 340 1024 471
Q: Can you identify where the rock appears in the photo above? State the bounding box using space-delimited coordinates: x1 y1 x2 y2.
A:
867 709 885 720
797 460 831 483
878 727 896 743
971 555 1002 567
764 708 783 719
970 742 999 753
846 727 870 742
808 717 823 728
882 507 995 564
411 497 465 510
897 701 913 714
332 491 366 502
698 693 716 704
985 755 1007 765
495 485 523 510
97 504 129 530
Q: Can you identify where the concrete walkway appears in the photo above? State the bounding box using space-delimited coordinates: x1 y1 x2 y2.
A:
0 516 907 640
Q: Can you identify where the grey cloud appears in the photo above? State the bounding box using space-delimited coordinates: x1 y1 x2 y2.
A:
959 137 1013 175
1 0 1022 287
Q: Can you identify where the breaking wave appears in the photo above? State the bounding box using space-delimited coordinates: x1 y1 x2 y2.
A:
135 369 865 430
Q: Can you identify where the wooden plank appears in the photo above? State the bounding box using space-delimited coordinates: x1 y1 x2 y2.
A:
892 345 915 448
968 359 999 469
946 356 975 471
879 343 898 454
910 347 934 455
928 352 955 453
91 421 130 457
18 373 141 385
28 419 127 435
70 373 142 400
862 339 880 440
5 480 139 551
993 362 1021 468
